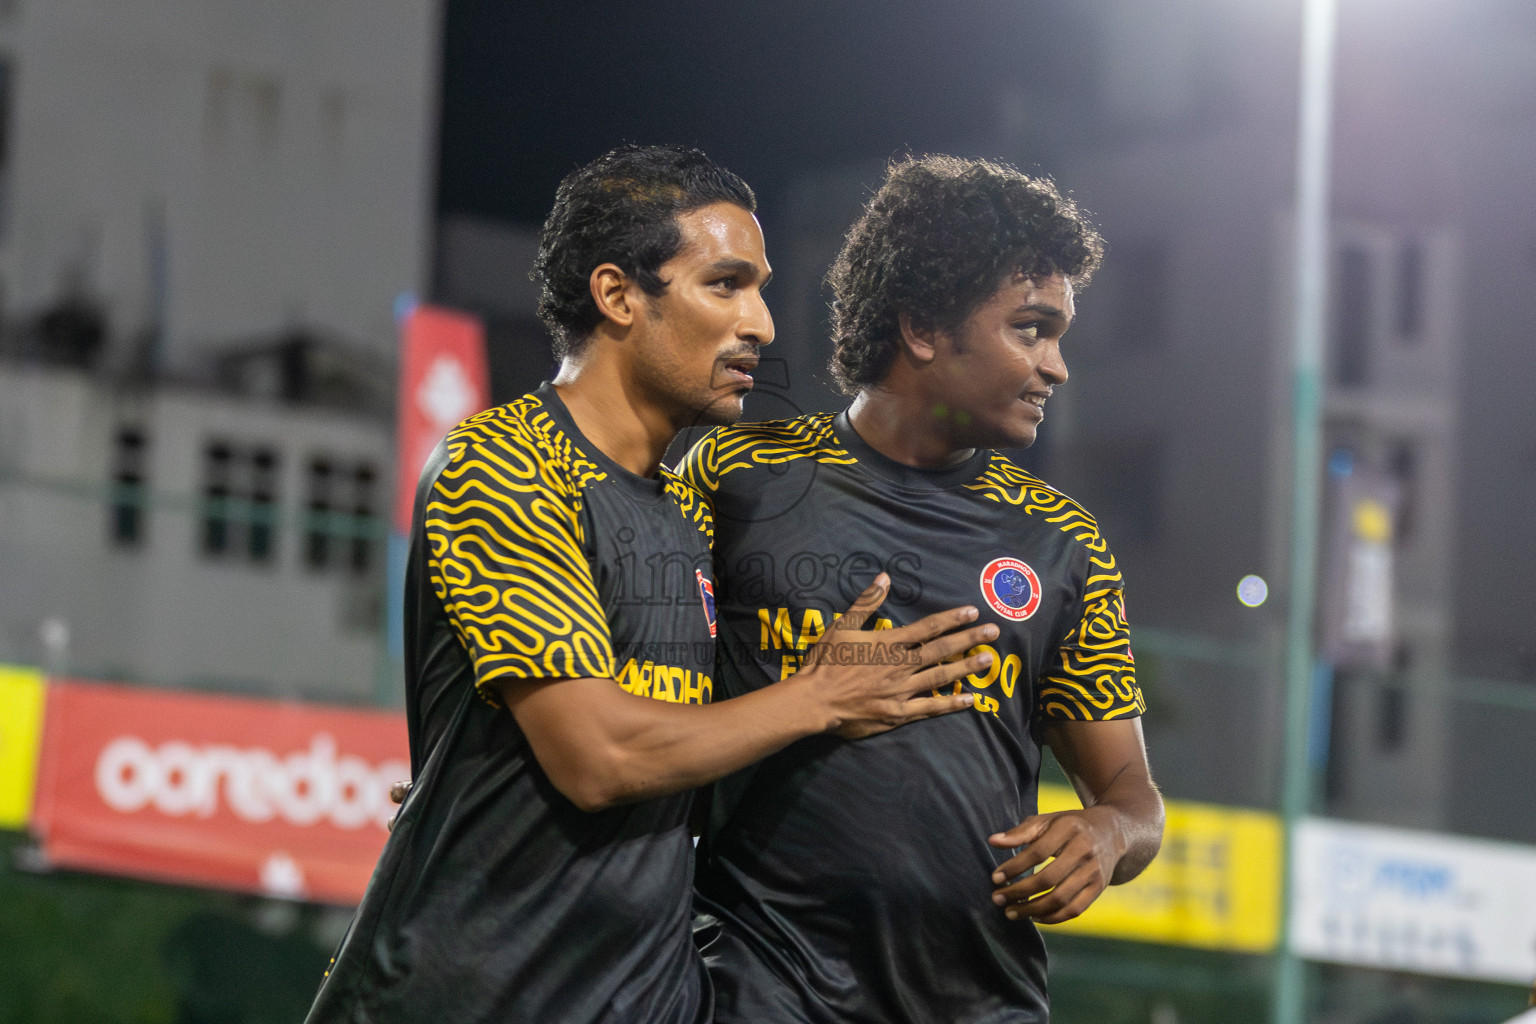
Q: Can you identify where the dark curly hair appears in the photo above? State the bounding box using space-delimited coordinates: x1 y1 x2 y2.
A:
827 155 1104 394
533 145 756 359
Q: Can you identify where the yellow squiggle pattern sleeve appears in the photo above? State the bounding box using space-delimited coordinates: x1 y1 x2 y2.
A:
425 401 615 705
661 468 714 545
968 456 1145 722
1039 582 1144 722
675 415 854 501
674 430 723 506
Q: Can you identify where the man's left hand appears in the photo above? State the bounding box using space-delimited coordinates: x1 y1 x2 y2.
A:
985 717 1164 925
986 806 1126 924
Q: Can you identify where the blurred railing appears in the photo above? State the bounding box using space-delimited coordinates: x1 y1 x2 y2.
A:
0 468 388 541
1134 624 1536 713
4 469 1534 716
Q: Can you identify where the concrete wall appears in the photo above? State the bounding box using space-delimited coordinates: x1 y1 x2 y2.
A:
0 0 439 365
0 363 391 702
0 0 441 702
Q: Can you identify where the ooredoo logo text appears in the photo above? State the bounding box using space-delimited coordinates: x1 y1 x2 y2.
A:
94 733 408 832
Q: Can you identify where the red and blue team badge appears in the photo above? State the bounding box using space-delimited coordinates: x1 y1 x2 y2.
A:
696 569 718 638
979 557 1042 622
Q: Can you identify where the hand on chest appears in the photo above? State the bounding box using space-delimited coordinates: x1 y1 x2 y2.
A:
720 505 1078 721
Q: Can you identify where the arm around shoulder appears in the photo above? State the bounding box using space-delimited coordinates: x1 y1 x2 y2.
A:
489 578 996 812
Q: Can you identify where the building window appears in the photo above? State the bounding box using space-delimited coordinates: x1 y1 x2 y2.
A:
1377 684 1407 752
201 441 234 556
1332 245 1372 388
199 440 281 565
305 455 378 576
349 464 377 575
1388 440 1418 544
1394 240 1424 344
248 446 278 563
304 457 333 569
1377 644 1412 752
109 427 149 547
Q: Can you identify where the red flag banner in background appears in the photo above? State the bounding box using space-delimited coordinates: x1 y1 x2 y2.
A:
31 680 408 905
393 303 490 532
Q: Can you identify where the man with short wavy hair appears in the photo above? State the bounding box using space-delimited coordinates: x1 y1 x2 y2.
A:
681 154 1165 1024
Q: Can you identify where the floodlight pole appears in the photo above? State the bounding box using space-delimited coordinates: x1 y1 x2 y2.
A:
1274 0 1338 1021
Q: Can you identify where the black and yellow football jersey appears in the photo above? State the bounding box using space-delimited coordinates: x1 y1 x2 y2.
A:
307 385 717 1024
678 411 1143 1024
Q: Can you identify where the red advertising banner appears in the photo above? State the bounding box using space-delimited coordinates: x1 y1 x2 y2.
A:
32 680 408 905
393 303 489 532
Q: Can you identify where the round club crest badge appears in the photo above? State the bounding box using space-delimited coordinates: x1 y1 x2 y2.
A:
695 569 718 638
979 557 1042 621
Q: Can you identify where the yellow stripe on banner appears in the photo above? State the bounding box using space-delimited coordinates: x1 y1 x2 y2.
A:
0 665 46 829
1037 783 1282 953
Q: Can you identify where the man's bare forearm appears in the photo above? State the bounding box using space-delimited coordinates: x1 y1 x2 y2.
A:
1086 770 1164 884
1041 718 1164 885
502 673 841 812
500 606 994 812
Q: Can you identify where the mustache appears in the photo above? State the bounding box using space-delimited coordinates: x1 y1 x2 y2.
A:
716 344 761 364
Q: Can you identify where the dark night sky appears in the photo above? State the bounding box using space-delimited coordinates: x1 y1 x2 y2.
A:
436 0 1093 226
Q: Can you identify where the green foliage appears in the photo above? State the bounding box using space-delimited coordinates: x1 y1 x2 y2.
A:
0 833 334 1024
1048 933 1270 1024
5 830 1531 1023
1047 934 1533 1024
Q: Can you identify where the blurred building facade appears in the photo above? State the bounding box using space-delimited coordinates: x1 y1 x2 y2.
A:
761 0 1536 851
0 362 391 700
1048 0 1536 848
0 0 441 699
0 0 438 368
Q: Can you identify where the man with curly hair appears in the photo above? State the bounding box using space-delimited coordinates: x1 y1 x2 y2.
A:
679 154 1165 1023
304 146 995 1024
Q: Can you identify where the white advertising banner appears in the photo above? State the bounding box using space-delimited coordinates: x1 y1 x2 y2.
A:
1292 817 1536 985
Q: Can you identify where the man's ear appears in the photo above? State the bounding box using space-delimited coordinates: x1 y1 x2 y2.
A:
589 263 638 329
897 312 939 366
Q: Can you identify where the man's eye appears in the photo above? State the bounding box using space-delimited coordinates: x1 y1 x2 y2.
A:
1015 323 1040 340
712 277 738 292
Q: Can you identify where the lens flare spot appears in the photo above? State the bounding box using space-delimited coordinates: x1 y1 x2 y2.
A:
1237 574 1269 608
